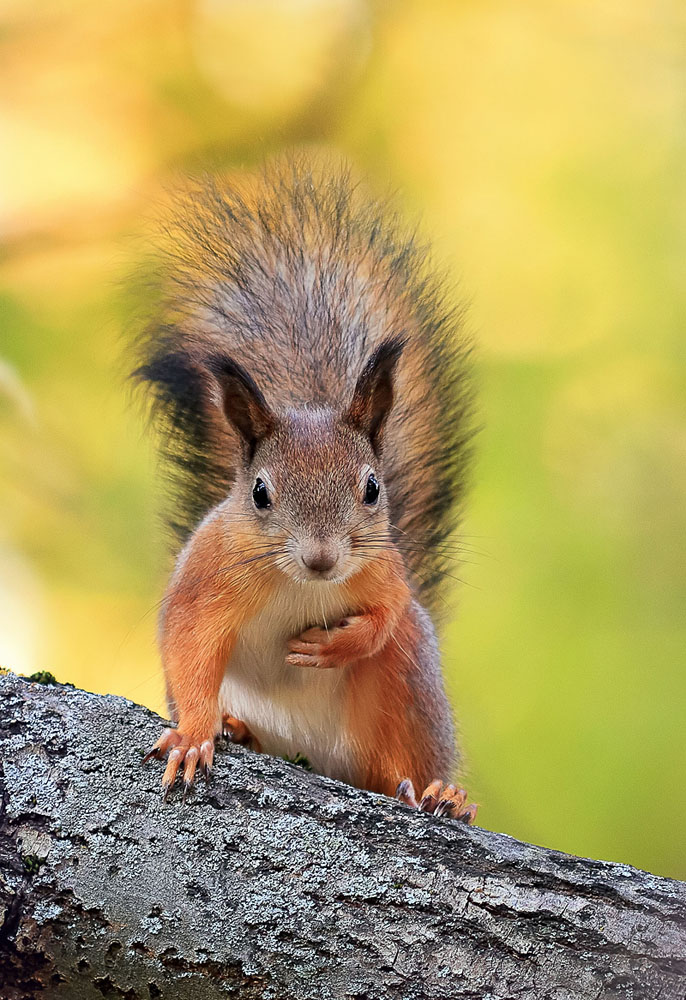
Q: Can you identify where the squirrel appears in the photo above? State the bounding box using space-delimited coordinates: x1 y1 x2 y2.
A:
134 156 476 822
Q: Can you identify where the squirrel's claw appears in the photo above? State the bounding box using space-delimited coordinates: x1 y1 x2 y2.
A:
456 802 478 824
285 638 328 668
286 649 340 669
395 778 478 825
286 651 324 668
395 778 418 808
142 726 177 765
419 778 443 813
286 633 331 667
434 783 466 818
286 623 353 668
146 717 259 800
286 653 319 667
182 745 200 787
144 728 214 802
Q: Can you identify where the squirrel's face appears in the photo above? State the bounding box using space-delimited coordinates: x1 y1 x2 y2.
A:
207 337 404 585
236 412 389 584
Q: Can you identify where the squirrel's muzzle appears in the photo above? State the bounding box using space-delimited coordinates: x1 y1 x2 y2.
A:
301 545 339 575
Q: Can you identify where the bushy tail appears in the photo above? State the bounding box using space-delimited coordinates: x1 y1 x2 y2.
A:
131 156 474 613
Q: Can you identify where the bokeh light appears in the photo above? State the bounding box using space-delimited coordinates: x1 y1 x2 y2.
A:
1 0 684 878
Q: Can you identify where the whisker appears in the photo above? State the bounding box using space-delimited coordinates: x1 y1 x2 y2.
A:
390 632 423 675
319 589 329 635
160 549 283 606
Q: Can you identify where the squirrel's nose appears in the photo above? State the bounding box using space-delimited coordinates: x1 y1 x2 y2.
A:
301 545 339 574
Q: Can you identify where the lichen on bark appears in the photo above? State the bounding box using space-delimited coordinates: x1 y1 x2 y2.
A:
1 672 685 999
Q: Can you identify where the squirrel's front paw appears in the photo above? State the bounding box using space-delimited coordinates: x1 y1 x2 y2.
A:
396 778 478 824
285 618 357 669
143 727 215 801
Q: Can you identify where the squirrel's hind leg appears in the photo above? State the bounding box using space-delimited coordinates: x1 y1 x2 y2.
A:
222 714 262 753
396 778 478 824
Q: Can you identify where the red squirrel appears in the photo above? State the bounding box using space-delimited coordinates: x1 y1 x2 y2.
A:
135 157 476 822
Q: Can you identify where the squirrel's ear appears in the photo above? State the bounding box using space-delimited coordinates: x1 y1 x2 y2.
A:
206 354 276 461
345 337 405 452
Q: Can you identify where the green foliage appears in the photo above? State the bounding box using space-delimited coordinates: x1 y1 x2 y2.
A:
282 753 314 772
25 671 58 686
22 855 45 876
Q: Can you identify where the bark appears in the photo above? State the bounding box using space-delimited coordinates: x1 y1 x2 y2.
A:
0 672 684 1000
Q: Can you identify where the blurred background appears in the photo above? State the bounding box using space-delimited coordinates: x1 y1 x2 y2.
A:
1 0 684 879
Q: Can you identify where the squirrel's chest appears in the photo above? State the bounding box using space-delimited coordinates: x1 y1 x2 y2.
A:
219 581 357 782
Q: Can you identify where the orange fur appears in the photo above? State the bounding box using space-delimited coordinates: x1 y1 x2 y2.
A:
161 504 277 745
341 552 444 796
136 160 473 802
161 516 447 799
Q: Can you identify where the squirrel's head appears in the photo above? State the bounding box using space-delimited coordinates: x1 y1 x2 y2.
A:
207 338 404 584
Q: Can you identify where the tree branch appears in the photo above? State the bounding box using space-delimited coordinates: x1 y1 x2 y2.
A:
1 672 684 999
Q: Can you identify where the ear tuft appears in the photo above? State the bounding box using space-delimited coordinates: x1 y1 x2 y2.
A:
345 336 405 452
205 354 276 461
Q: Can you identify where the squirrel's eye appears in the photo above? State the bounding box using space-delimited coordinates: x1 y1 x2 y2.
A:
253 478 271 510
364 473 380 505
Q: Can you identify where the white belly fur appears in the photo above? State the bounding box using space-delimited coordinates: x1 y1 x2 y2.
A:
219 578 357 782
